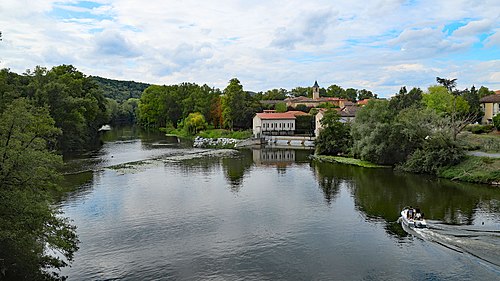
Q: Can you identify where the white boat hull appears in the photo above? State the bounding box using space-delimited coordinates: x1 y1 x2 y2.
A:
401 209 427 228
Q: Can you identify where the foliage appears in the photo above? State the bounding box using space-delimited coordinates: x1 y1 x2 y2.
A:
0 65 109 152
398 134 464 174
469 124 494 134
438 156 500 184
389 86 423 111
293 104 310 113
91 76 149 103
275 102 287 112
315 110 351 156
351 98 461 171
458 131 500 153
138 83 220 129
493 114 500 130
0 99 78 280
423 85 469 115
184 112 208 134
294 115 314 135
221 78 261 130
261 88 287 100
197 129 252 140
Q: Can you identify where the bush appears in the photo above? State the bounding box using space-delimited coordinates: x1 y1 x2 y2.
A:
470 124 494 134
493 114 500 130
399 135 464 174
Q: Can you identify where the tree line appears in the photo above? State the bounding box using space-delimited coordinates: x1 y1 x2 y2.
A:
316 78 496 175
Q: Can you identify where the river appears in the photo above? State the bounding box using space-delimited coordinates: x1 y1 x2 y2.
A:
59 126 500 280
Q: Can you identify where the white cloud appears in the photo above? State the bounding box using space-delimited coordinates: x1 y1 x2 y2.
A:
0 0 499 97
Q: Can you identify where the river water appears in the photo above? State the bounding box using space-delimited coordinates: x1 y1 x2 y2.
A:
59 126 500 280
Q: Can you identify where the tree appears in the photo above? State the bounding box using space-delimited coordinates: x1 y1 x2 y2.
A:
325 84 346 98
315 110 351 155
183 112 208 134
261 88 287 100
0 99 78 280
357 89 377 101
221 78 260 130
436 77 460 140
345 88 357 102
275 102 287 112
389 86 423 111
423 86 469 115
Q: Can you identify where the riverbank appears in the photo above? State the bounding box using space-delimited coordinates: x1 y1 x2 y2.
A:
315 154 500 186
439 156 500 185
312 155 390 168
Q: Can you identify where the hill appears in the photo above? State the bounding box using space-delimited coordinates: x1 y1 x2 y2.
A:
91 76 150 102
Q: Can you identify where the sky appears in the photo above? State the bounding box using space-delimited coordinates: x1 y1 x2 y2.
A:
1 0 499 97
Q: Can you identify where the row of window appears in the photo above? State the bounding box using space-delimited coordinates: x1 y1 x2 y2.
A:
263 122 294 130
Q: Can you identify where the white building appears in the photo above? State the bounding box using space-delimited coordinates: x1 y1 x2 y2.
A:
252 111 307 138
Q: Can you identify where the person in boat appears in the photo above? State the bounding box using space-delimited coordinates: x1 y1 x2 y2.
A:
415 207 421 220
407 206 414 219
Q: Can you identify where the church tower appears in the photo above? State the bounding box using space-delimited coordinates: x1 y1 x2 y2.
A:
312 80 320 99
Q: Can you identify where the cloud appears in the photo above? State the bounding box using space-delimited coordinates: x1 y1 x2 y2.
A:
0 0 499 97
453 19 494 37
93 30 140 57
271 9 337 49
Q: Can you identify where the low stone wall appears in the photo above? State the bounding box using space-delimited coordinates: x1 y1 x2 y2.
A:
193 136 240 148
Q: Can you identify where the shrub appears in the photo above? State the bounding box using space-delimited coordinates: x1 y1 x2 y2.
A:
399 135 464 174
493 114 500 130
470 124 494 134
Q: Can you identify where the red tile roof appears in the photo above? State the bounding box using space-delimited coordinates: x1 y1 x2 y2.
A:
255 111 308 120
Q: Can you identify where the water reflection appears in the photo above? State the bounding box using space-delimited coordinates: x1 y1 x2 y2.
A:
59 130 500 280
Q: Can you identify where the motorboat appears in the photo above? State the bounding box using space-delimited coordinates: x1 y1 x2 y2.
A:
400 207 427 228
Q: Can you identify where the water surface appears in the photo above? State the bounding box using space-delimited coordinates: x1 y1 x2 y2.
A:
60 127 500 280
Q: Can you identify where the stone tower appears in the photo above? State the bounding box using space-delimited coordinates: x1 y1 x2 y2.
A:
312 80 320 99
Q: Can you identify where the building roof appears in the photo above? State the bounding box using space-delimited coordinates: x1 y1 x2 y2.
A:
285 96 347 103
313 80 319 88
357 99 371 105
255 111 308 120
480 93 500 103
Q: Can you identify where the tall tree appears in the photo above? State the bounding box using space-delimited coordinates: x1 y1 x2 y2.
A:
315 110 351 155
221 78 260 130
0 99 78 280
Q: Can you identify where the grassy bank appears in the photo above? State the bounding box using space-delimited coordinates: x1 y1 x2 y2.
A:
313 155 390 168
197 129 252 140
459 131 500 153
439 156 500 184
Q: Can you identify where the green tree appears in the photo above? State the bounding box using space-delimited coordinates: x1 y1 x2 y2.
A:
315 110 351 155
423 85 469 115
389 86 423 111
357 89 377 101
183 112 208 134
221 78 260 130
478 86 494 98
0 99 78 280
261 88 287 100
345 88 357 102
26 65 108 152
275 102 287 112
325 84 346 98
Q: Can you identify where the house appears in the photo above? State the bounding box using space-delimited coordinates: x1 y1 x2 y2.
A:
314 105 359 137
284 81 349 108
480 90 500 124
252 111 307 138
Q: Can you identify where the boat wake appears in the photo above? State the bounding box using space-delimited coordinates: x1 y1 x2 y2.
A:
403 220 500 268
